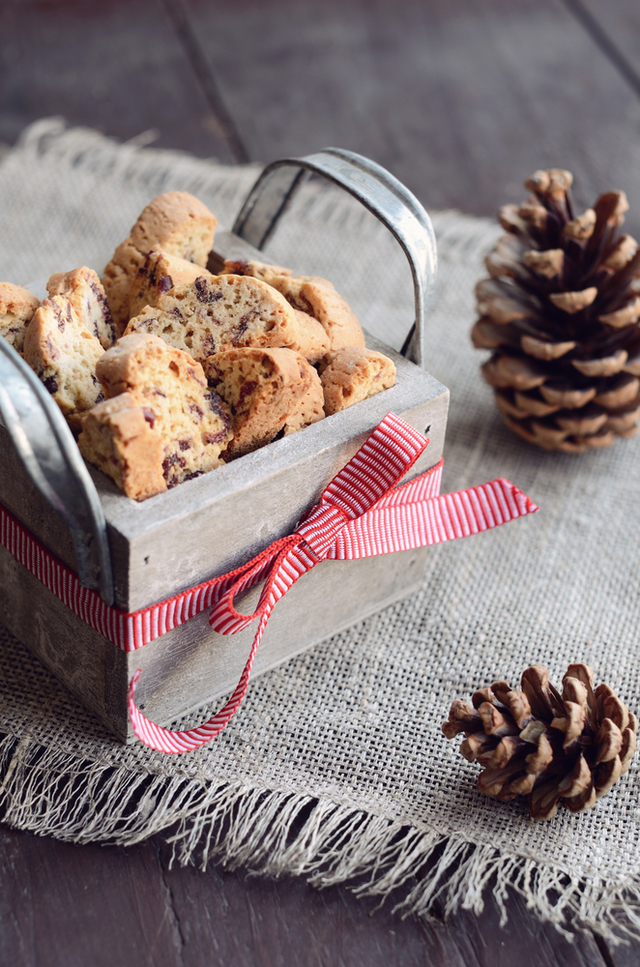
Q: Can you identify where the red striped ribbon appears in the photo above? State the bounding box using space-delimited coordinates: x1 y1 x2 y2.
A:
127 413 538 753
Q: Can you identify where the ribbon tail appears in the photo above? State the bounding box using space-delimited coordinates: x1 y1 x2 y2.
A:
128 605 272 754
329 478 538 559
318 412 429 517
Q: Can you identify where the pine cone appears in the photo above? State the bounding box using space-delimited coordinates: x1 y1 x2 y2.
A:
442 663 637 820
473 169 640 452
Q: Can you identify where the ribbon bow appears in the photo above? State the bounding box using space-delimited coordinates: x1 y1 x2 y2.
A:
129 413 538 754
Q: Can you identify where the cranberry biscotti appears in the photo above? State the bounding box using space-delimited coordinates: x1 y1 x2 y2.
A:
205 347 324 458
101 192 217 334
221 258 365 354
78 333 233 500
0 282 40 354
23 296 106 431
319 347 397 415
47 266 116 350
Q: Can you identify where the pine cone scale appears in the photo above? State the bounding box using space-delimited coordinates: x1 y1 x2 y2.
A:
563 782 597 814
594 719 623 763
557 753 592 799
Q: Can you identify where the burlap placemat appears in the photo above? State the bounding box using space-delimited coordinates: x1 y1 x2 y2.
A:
2 119 640 939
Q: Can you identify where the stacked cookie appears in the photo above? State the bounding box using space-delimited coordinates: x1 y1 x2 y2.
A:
79 333 233 501
3 192 397 501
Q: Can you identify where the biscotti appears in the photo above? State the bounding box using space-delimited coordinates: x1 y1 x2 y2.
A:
77 393 165 501
125 274 329 364
23 296 105 431
320 347 396 415
274 276 365 353
101 192 217 334
0 282 40 353
78 333 233 499
205 347 324 458
221 258 364 354
128 250 214 319
47 266 116 350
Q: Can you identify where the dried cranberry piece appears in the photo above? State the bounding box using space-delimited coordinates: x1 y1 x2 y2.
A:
194 278 222 304
205 429 228 445
162 452 187 484
203 391 232 435
142 407 156 428
45 335 58 359
43 375 58 394
202 334 216 357
54 302 72 332
232 309 257 343
238 380 258 406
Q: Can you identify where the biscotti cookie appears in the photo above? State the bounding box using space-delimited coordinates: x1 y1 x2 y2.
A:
78 393 164 501
23 296 105 431
221 259 364 354
0 282 40 353
205 347 324 458
273 276 365 353
288 307 330 363
100 240 144 336
130 192 216 265
125 274 327 364
80 332 233 499
319 347 396 415
128 250 214 319
102 192 217 334
47 266 116 349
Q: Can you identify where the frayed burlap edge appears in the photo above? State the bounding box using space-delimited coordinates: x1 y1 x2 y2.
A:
2 729 639 943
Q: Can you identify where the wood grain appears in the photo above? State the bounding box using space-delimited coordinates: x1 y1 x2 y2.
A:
0 824 610 967
180 0 640 236
0 0 236 163
564 0 640 97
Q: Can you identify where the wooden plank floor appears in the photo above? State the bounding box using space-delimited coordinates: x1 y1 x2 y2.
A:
1 0 640 963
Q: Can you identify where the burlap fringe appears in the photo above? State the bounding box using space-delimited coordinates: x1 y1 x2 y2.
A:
2 730 639 943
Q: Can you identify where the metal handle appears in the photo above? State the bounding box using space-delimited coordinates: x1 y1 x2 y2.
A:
0 338 114 604
232 147 438 370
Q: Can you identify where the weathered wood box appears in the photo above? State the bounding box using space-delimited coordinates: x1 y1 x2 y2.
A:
0 150 449 742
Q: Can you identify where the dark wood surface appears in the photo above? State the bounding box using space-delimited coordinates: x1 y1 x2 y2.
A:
1 0 640 963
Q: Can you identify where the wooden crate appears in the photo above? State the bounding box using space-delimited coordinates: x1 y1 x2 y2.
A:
0 151 448 742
